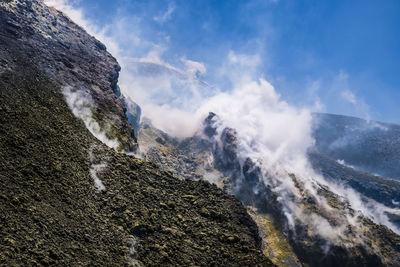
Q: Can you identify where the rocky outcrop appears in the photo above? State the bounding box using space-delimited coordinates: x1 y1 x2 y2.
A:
138 115 301 266
0 0 136 151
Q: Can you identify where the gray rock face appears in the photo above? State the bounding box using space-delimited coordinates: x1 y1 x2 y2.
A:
0 0 137 151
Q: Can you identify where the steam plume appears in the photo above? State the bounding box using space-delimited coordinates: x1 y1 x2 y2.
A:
63 86 119 149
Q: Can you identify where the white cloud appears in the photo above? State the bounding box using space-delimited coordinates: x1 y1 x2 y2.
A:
137 45 168 65
214 50 263 90
181 57 207 78
341 90 357 104
153 2 176 23
228 50 261 68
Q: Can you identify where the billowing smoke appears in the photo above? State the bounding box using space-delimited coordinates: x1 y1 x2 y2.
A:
198 78 313 169
119 53 400 242
118 60 209 138
195 77 400 242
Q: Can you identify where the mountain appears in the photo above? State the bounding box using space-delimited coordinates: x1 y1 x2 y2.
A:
114 43 400 267
310 113 400 209
0 1 274 266
2 1 400 266
137 112 400 266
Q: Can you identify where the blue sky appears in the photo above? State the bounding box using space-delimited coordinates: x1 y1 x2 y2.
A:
69 0 400 123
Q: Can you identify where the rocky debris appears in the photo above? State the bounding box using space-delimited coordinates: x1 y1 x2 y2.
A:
284 174 400 267
138 119 207 181
0 0 137 151
138 116 298 265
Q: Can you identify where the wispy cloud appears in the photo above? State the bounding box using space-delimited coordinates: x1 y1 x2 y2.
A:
227 50 261 68
181 57 207 78
153 2 176 24
306 80 325 112
341 90 357 104
334 72 371 120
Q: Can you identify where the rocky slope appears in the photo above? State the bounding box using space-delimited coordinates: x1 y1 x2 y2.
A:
0 0 274 266
0 0 136 152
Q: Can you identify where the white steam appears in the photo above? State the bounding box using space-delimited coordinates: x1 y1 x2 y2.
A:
89 163 106 191
118 60 210 138
88 145 107 191
196 77 400 239
127 235 143 266
119 47 400 240
62 86 119 149
336 159 356 169
198 78 314 168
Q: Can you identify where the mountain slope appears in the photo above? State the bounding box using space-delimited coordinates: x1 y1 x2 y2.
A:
310 113 400 217
137 112 400 267
0 1 273 266
309 150 400 209
312 113 400 181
